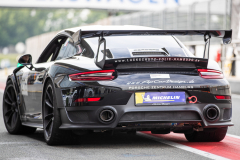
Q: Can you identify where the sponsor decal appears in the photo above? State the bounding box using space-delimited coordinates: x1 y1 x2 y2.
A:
127 79 195 85
133 48 161 52
135 92 186 105
129 85 194 90
150 74 170 78
113 57 201 63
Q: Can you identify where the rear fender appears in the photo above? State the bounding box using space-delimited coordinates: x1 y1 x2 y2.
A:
41 72 52 109
42 72 64 110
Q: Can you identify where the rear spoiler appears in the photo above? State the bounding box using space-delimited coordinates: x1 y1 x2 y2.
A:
73 29 232 44
72 29 232 69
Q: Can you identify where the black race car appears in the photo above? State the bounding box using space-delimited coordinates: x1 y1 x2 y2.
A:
3 26 233 145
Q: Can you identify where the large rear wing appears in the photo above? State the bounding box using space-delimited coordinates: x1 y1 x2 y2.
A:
72 29 232 69
73 29 232 44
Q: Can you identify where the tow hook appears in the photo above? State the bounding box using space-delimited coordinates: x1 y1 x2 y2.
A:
188 96 197 103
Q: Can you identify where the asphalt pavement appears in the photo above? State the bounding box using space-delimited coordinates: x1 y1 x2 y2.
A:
0 91 239 160
228 94 240 136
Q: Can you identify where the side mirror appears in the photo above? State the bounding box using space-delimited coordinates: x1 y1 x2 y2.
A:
18 54 32 66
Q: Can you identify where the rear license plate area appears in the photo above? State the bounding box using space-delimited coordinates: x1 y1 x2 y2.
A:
135 91 186 106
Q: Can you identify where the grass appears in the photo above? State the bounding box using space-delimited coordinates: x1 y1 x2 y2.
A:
0 53 20 66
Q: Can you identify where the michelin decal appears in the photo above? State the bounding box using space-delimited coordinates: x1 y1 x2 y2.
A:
135 92 186 105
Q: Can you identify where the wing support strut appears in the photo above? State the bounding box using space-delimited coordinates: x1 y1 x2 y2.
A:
203 33 211 59
95 32 106 69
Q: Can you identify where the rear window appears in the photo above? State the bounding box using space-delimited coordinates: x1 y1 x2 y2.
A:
81 36 189 59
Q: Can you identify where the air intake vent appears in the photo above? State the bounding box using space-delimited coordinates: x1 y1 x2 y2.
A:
132 52 167 56
223 108 232 120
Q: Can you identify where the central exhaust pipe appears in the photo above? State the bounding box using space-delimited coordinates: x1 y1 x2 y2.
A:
204 105 219 121
100 110 114 122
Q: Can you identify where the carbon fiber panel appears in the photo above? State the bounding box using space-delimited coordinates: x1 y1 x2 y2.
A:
119 111 201 122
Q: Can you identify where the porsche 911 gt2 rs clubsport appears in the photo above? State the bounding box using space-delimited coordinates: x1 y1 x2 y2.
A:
2 26 233 145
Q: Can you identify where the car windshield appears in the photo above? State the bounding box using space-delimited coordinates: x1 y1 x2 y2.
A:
81 36 193 59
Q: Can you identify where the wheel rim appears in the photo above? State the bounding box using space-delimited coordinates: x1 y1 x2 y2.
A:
44 85 54 138
3 85 18 129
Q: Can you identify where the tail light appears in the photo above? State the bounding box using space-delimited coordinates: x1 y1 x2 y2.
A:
74 97 101 102
69 70 115 81
197 69 223 79
215 95 231 100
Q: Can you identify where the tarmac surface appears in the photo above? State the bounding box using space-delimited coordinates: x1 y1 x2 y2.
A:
0 91 208 160
0 78 240 159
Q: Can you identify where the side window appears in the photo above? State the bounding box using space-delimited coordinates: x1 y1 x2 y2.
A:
56 38 77 60
36 44 57 63
46 54 53 62
36 36 67 63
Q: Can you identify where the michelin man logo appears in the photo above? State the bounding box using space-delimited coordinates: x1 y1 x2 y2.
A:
142 94 151 101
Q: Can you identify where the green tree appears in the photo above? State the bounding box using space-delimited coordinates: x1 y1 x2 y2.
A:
0 8 108 48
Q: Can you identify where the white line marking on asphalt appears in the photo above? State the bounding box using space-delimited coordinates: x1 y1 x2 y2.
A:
227 134 240 139
7 158 47 160
0 142 37 145
137 132 230 160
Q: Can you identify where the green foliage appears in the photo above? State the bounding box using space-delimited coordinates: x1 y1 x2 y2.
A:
85 11 108 24
0 8 108 47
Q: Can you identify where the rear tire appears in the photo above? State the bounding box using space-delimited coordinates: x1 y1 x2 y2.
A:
184 127 228 142
43 80 77 145
3 80 36 134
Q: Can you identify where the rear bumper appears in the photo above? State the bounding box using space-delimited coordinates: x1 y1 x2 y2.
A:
59 94 233 130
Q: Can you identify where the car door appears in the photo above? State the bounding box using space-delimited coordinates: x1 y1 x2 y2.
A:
21 36 68 121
